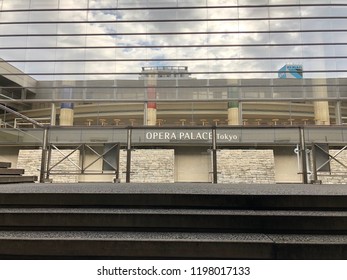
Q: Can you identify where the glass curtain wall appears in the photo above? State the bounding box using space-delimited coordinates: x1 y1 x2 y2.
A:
0 0 345 126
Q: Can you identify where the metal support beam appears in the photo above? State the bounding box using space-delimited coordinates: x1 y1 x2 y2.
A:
311 144 318 182
212 127 218 184
46 144 52 181
126 127 132 183
316 144 347 171
39 127 49 183
299 127 308 184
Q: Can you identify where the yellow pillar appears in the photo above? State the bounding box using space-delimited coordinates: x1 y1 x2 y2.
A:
147 107 157 126
313 79 330 125
314 101 330 125
227 107 240 125
59 103 74 126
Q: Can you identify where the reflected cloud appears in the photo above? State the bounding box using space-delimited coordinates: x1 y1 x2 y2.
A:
0 1 344 80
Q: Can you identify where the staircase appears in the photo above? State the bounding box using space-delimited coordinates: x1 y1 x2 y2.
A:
0 162 37 184
0 183 346 259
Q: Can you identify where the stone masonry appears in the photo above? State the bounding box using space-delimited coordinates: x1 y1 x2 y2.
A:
119 149 175 183
217 150 276 184
317 149 347 184
16 147 347 184
17 149 80 183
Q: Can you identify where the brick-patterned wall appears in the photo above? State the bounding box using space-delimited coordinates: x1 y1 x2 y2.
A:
217 150 276 184
12 147 347 184
317 149 347 184
17 149 80 183
119 149 175 183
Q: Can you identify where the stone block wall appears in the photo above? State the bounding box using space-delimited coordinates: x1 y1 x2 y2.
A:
119 149 175 183
317 149 347 184
217 149 276 184
17 149 80 183
11 147 347 184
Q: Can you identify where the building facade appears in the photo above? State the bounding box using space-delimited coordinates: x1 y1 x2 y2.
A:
0 1 347 184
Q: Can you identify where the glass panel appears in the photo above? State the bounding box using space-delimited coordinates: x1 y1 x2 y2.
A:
269 20 300 31
28 23 58 34
239 0 269 5
49 129 82 143
269 0 299 5
30 0 59 9
206 0 238 6
300 0 332 4
274 128 300 143
2 0 30 9
146 0 178 8
301 19 332 31
0 12 29 22
0 129 43 145
59 0 88 9
305 127 344 143
208 7 238 20
49 128 127 144
302 32 334 44
239 7 269 18
177 0 213 7
27 36 57 48
240 128 276 143
239 21 269 32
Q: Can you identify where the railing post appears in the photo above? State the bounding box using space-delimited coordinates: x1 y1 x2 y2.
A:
126 127 132 183
40 127 49 183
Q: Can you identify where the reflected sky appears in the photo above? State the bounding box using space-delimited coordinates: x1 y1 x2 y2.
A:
0 0 345 80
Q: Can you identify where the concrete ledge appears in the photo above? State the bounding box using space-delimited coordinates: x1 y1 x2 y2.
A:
0 168 25 175
0 209 346 233
0 231 274 259
0 231 346 259
0 192 346 210
0 176 38 184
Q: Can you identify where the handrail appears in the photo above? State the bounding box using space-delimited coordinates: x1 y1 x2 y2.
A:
0 104 44 128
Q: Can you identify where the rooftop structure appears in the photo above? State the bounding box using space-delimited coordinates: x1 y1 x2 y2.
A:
140 66 191 80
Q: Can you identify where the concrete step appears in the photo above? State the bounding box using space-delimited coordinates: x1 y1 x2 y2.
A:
0 183 346 259
0 176 38 184
0 183 346 210
0 231 345 259
0 231 273 259
0 208 346 234
0 192 346 210
0 168 25 175
0 162 11 168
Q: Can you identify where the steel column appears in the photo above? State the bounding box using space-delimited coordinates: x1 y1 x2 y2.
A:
212 127 218 183
39 127 49 183
299 127 308 184
126 127 132 183
311 143 318 182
